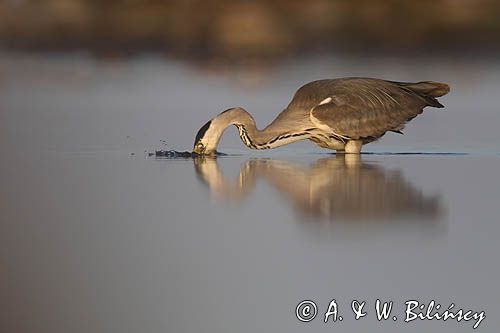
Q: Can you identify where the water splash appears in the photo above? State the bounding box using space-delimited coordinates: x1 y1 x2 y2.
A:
151 150 227 158
154 150 198 158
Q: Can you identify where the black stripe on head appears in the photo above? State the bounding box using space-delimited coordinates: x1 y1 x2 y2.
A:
194 120 212 146
219 107 234 115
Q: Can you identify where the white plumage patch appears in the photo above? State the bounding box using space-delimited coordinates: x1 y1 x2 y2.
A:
319 97 332 105
310 101 352 143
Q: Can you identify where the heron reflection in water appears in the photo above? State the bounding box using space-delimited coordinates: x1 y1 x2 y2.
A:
193 155 442 222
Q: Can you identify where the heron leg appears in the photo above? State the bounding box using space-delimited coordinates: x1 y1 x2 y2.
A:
345 140 363 154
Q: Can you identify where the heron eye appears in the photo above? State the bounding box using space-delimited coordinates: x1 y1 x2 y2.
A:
197 143 204 150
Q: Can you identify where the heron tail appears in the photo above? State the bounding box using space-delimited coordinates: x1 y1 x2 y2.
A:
393 81 450 108
402 81 450 97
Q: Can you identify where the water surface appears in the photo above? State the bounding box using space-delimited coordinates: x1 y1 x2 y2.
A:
1 53 499 332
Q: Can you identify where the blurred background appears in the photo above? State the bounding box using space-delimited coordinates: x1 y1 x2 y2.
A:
1 0 500 60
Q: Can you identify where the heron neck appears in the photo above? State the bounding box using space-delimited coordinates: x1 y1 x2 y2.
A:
218 108 306 150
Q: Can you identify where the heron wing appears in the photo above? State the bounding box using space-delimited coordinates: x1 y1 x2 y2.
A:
310 79 430 139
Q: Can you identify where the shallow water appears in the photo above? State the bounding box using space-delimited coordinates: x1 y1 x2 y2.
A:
1 53 500 332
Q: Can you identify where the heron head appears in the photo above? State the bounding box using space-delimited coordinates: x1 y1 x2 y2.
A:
193 107 246 155
193 120 213 154
193 118 225 155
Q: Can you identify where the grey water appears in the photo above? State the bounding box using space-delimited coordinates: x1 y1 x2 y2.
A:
1 53 500 333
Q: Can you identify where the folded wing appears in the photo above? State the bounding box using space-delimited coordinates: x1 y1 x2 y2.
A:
309 79 447 140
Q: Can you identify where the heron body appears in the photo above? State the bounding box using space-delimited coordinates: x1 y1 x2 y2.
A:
193 78 450 154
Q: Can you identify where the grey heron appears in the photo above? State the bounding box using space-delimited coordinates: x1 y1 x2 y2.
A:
193 78 450 154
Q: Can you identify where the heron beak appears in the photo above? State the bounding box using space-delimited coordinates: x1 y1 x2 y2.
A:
194 143 211 155
193 146 203 155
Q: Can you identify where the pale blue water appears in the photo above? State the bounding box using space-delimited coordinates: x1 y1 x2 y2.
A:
1 53 499 332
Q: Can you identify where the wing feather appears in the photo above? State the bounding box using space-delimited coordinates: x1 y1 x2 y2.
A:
309 79 430 139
